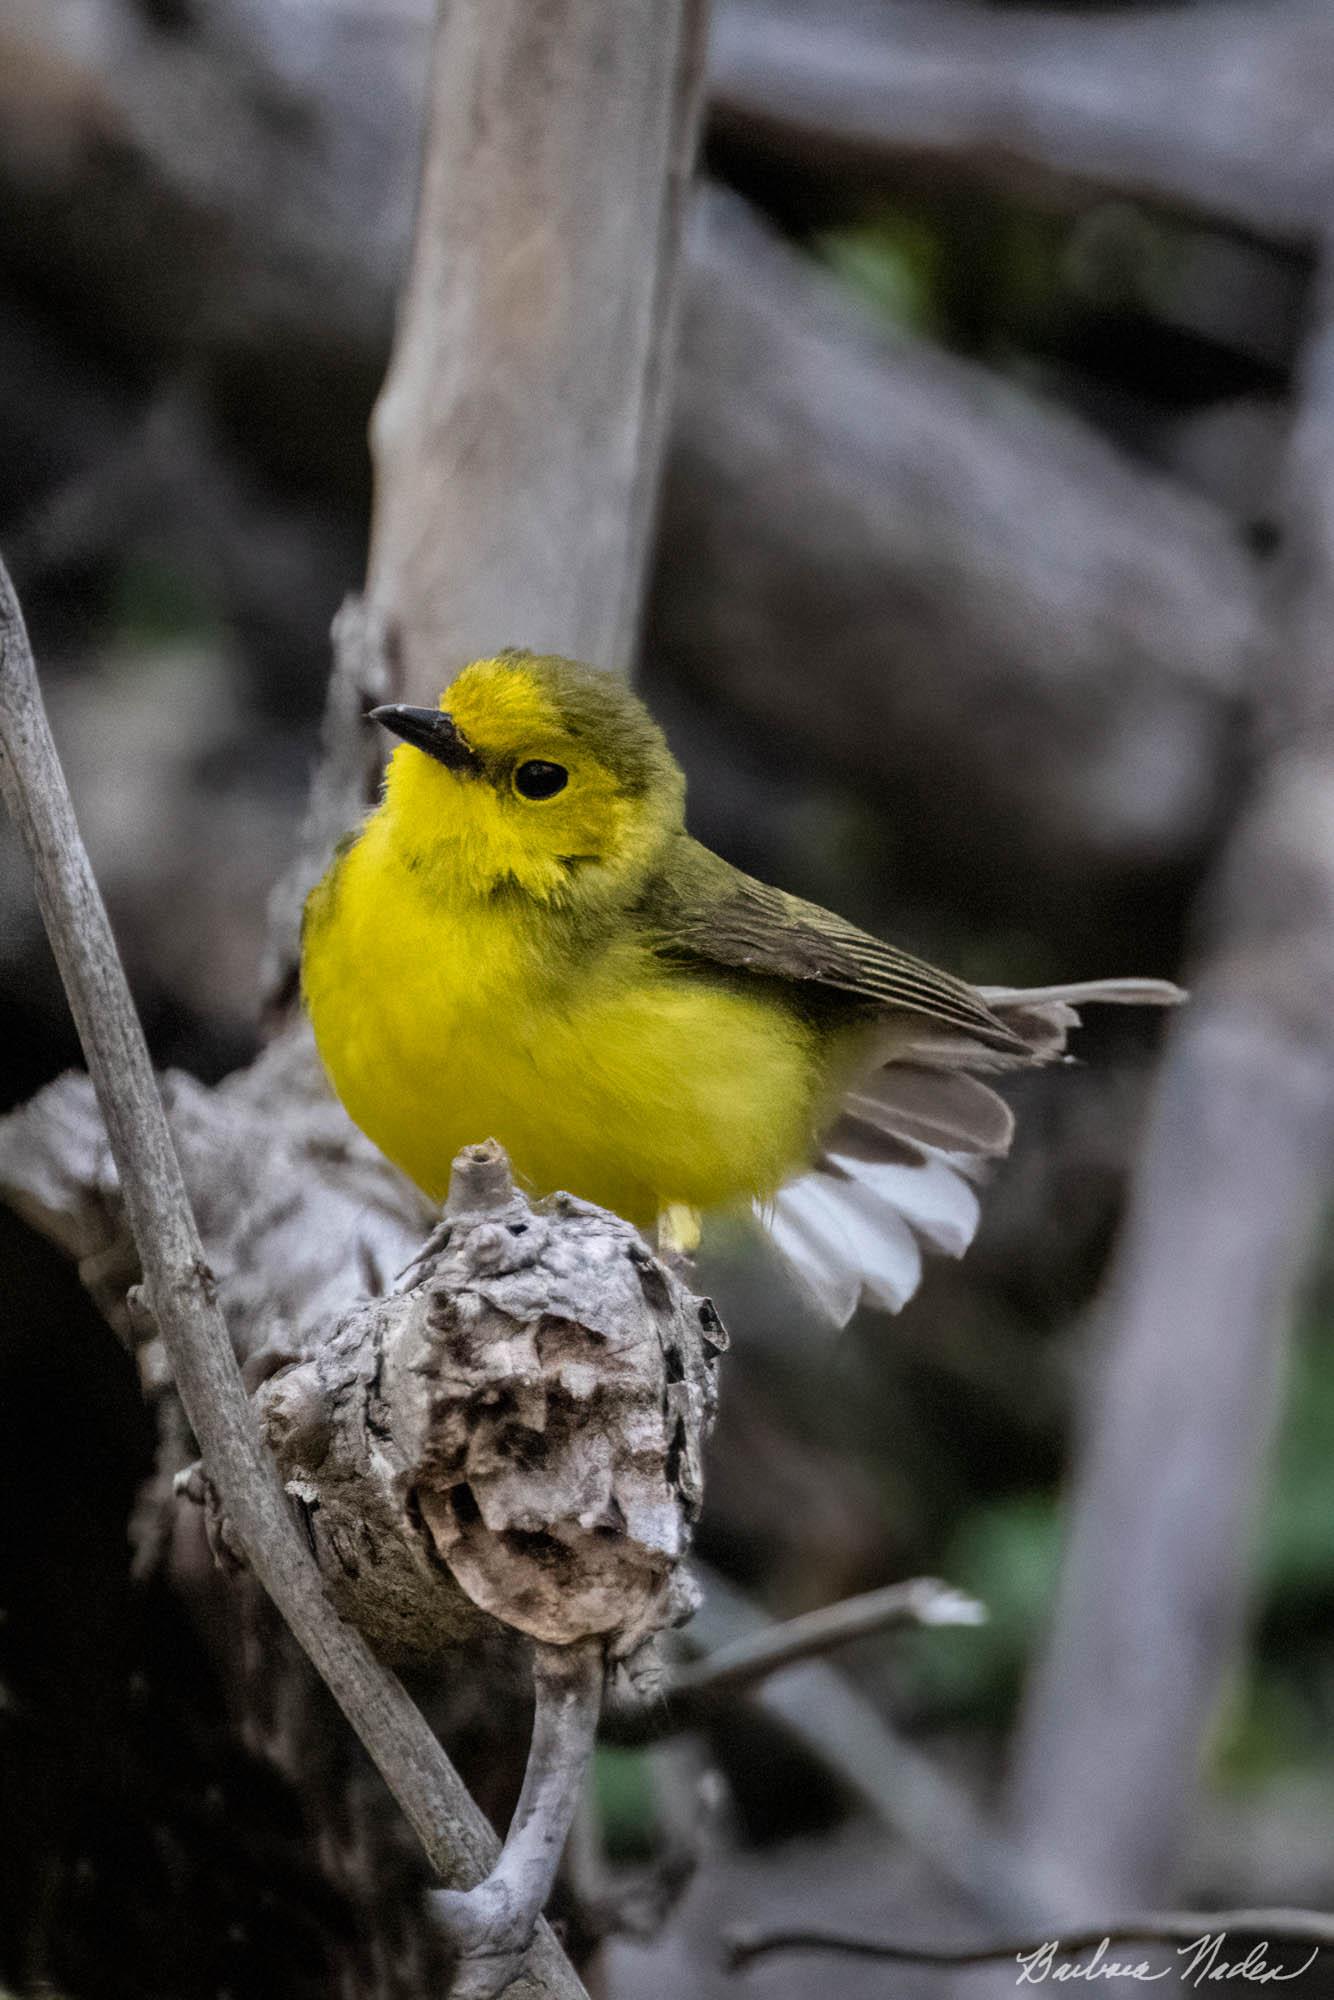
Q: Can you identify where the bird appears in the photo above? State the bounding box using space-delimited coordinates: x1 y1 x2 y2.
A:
301 650 1181 1326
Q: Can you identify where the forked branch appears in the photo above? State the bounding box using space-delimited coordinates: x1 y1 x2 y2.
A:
0 552 589 2000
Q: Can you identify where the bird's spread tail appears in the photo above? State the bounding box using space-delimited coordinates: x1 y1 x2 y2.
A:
756 975 1182 1326
763 1143 982 1325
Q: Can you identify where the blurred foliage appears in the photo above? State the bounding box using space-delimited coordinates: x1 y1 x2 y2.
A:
890 1237 1334 1788
896 1491 1062 1728
813 190 1295 422
1213 1269 1334 1788
593 1747 659 1863
106 555 220 651
815 195 1066 357
815 210 948 339
1260 1313 1334 1609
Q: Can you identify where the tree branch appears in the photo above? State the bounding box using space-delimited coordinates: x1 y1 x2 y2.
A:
676 1576 984 1698
605 1577 984 1741
436 1641 606 2000
652 1566 1054 1924
0 551 588 2000
259 594 397 1020
725 1910 1334 1972
711 0 1334 245
1003 233 1334 1908
366 0 709 690
650 193 1256 892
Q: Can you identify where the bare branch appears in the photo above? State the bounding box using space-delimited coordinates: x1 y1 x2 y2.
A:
652 193 1257 886
712 0 1334 244
725 1910 1334 1972
675 1578 984 1700
646 1567 1053 1924
564 1754 714 1946
1004 237 1334 1906
603 1577 985 1741
436 1641 605 2000
0 552 588 2000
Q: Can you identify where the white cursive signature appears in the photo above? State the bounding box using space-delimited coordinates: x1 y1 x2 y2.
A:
1014 1934 1321 1987
1015 1939 1168 1983
1177 1936 1320 1988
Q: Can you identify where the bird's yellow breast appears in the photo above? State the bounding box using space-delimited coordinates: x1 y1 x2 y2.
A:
302 819 823 1226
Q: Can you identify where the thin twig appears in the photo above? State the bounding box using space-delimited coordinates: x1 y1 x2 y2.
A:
672 1577 984 1701
726 1910 1334 1972
606 1574 983 1740
0 553 587 2000
436 1641 606 2000
605 1566 1053 1925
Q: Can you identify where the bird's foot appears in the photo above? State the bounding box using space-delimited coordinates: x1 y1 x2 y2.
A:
656 1203 702 1258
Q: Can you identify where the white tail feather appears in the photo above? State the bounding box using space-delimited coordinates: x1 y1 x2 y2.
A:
765 1183 864 1325
979 978 1184 1010
759 1146 979 1326
828 1149 980 1257
807 1170 924 1313
756 973 1180 1326
846 1067 1014 1156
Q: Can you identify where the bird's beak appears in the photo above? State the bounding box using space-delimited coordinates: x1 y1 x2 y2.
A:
370 704 481 773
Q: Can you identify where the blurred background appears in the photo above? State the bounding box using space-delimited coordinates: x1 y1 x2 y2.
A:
1 0 1332 1995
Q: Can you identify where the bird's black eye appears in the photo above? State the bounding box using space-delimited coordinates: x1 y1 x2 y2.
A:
514 760 568 801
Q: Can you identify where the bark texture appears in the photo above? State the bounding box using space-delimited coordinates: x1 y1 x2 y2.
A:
366 0 709 691
0 560 597 1998
0 1027 429 1376
259 1140 723 1666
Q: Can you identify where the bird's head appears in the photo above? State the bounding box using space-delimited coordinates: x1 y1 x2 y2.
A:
372 650 685 903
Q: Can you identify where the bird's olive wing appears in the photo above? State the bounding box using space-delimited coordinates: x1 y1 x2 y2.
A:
638 849 1026 1050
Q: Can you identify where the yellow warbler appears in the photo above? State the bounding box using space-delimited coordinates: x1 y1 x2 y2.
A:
301 651 1179 1323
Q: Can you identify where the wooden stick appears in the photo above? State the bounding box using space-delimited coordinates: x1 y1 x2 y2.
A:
437 1641 606 2000
660 1566 1053 1925
602 1576 986 1745
0 552 587 2000
673 1577 984 1700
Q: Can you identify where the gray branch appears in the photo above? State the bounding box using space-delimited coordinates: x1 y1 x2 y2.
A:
436 1641 606 2000
654 192 1256 881
712 0 1334 244
675 1576 984 1699
259 595 397 1017
671 1568 1056 1925
365 0 710 691
0 552 589 2000
1002 239 1334 1908
604 1577 985 1744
